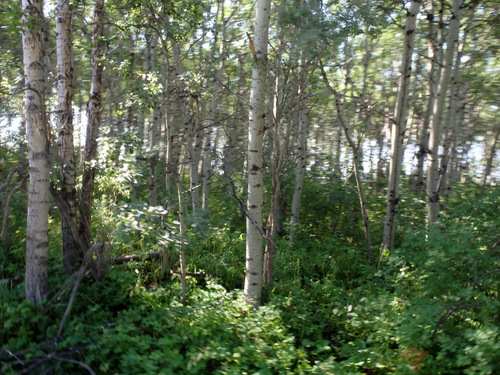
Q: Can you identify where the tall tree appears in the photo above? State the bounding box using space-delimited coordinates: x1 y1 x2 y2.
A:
22 0 50 303
56 0 81 274
289 58 309 243
382 0 421 255
426 0 464 223
79 0 105 247
244 0 272 308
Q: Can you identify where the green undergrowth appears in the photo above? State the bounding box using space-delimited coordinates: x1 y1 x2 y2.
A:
1 190 499 374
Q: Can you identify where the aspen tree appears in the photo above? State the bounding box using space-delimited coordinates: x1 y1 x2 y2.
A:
289 60 308 243
244 0 271 308
56 0 81 274
79 0 105 248
22 0 50 303
426 0 464 223
382 0 421 255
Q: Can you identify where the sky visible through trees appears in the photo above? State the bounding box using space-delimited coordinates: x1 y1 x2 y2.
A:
0 0 499 373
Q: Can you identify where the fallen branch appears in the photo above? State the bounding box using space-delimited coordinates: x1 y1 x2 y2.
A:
56 242 104 340
113 251 163 264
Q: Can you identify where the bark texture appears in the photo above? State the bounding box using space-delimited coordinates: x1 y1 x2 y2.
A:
426 0 464 223
22 0 50 303
80 0 105 248
56 0 81 274
382 0 421 254
244 0 271 308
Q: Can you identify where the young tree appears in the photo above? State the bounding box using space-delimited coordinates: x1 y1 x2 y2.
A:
244 0 272 308
22 0 50 303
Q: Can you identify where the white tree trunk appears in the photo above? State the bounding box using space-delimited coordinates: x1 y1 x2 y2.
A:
382 0 421 254
426 0 464 223
244 0 271 308
22 0 50 303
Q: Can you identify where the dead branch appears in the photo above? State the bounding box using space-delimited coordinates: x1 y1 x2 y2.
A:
56 242 104 340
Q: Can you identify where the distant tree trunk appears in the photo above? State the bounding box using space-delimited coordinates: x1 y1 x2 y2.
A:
481 127 499 193
382 0 420 255
79 0 105 248
56 0 81 274
264 18 286 286
244 0 271 308
320 62 372 261
411 0 439 192
22 0 50 303
426 0 464 223
289 61 308 243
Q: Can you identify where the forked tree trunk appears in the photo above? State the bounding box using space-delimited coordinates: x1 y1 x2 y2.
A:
244 0 271 308
382 0 421 255
56 0 81 274
22 0 50 303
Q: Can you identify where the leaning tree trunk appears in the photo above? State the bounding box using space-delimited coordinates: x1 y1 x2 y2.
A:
79 0 105 248
22 0 50 303
382 0 421 255
244 0 271 308
426 0 464 224
56 0 81 274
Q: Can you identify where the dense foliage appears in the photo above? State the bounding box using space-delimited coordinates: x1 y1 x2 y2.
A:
1 0 499 373
1 184 498 374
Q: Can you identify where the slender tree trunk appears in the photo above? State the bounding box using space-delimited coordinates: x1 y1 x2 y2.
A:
175 174 188 305
264 19 286 286
56 0 81 274
382 0 421 255
320 62 372 261
244 0 271 308
411 1 439 192
290 60 308 243
481 126 499 193
22 0 50 303
426 0 464 223
79 0 105 247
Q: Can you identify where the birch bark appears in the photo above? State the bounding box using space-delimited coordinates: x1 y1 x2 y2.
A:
382 0 421 255
244 0 271 308
22 0 50 303
289 66 308 243
56 0 81 274
79 0 105 248
426 0 464 223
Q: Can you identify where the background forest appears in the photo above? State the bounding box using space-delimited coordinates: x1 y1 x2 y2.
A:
1 0 499 373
